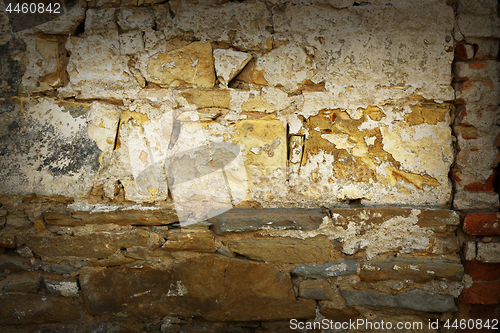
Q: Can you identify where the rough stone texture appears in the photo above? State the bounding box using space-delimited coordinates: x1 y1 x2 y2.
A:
85 8 118 34
0 294 80 324
292 260 358 279
80 257 316 321
44 209 178 226
223 236 332 263
59 34 141 100
211 208 326 234
0 38 26 97
165 0 272 50
0 99 105 197
146 41 215 88
25 229 162 259
161 230 215 253
340 289 457 312
116 7 154 31
477 242 500 263
213 49 252 87
359 258 464 282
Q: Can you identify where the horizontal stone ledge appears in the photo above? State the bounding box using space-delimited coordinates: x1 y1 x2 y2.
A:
358 257 464 282
292 260 359 279
340 289 457 313
330 208 460 232
210 208 327 234
44 209 179 226
38 207 459 233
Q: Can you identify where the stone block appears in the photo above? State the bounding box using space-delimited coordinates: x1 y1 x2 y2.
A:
453 191 500 211
458 15 500 38
59 34 141 100
29 323 108 333
178 89 230 109
0 253 31 271
119 31 145 55
116 7 154 31
0 235 15 248
0 99 104 197
430 233 460 254
43 276 79 297
161 230 215 253
80 257 316 321
292 260 358 279
463 212 500 236
85 8 118 34
0 37 26 98
211 208 326 234
298 280 346 305
359 258 464 282
340 289 457 312
464 241 477 261
0 294 80 324
458 0 498 16
19 37 62 94
477 242 500 263
464 262 500 282
223 236 332 263
25 229 162 259
213 49 252 87
2 281 40 293
458 282 500 304
44 210 178 226
5 211 31 229
165 1 272 49
146 41 215 88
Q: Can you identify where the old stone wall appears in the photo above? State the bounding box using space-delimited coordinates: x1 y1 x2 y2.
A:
0 0 498 332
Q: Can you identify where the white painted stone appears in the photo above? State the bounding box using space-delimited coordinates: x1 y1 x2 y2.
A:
213 49 252 87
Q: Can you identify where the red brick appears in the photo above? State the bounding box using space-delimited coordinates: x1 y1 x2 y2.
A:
455 43 474 61
464 262 500 281
463 212 500 236
494 133 500 147
461 305 500 333
463 173 496 192
458 282 500 304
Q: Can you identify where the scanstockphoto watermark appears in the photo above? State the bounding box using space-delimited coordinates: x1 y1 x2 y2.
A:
290 318 436 331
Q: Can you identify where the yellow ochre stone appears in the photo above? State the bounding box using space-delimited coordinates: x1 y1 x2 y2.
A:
147 41 215 88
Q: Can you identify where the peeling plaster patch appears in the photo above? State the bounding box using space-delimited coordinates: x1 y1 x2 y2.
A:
261 210 433 259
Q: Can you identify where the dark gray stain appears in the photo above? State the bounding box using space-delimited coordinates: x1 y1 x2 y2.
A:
0 101 102 181
0 99 15 114
0 38 26 98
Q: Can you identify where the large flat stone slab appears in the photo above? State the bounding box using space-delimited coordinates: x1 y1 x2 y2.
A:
292 260 359 279
25 229 162 259
359 258 464 282
211 208 326 234
224 236 332 264
0 294 80 324
80 256 316 321
340 289 457 313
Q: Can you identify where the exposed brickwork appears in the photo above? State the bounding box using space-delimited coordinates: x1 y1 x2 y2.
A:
463 213 500 235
